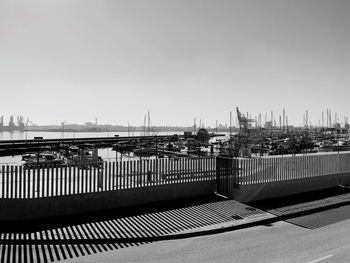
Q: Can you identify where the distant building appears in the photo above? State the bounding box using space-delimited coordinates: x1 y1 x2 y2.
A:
0 115 25 132
334 123 341 129
264 121 273 129
184 131 192 138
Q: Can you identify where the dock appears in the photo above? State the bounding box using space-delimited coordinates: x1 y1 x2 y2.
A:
0 135 182 156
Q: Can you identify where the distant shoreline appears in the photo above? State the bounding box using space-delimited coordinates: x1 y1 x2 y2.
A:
16 127 236 133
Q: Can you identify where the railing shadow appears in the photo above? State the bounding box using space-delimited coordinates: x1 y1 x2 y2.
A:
0 195 233 263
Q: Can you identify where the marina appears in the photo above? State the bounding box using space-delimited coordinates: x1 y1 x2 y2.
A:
0 111 350 167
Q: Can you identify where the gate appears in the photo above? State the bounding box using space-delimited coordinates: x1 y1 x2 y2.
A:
216 156 239 198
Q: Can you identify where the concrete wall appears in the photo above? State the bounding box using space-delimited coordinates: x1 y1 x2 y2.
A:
340 173 350 186
232 172 350 203
0 180 215 221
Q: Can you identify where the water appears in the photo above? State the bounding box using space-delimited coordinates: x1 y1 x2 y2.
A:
0 130 180 140
0 130 229 165
0 130 195 165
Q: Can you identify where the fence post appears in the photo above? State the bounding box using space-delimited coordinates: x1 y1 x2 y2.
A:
116 160 119 189
125 160 129 189
46 165 50 197
40 165 45 198
22 166 26 199
32 166 36 198
147 160 151 184
98 164 103 189
1 166 4 199
216 157 220 193
112 161 116 189
13 166 17 198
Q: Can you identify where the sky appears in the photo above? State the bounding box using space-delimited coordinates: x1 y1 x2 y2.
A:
0 0 350 127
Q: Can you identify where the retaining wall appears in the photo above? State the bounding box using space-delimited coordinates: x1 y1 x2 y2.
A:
232 172 350 203
0 180 215 221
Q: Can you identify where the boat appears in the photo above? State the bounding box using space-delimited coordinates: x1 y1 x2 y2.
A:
23 152 65 168
112 140 138 153
318 140 350 152
66 148 103 168
133 146 157 157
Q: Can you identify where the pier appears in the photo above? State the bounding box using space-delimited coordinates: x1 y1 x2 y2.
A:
0 135 181 156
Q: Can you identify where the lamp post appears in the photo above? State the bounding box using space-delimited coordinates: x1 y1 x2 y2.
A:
34 137 43 166
114 135 119 163
33 136 43 197
24 129 28 154
155 135 158 159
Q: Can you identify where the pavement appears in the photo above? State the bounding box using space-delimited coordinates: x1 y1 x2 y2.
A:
2 187 350 262
63 208 350 263
250 186 350 218
0 195 276 243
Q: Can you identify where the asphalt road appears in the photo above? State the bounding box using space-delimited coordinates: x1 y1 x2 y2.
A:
287 205 350 229
64 204 350 263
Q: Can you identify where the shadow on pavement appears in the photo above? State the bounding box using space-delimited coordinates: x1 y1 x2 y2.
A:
1 194 227 233
0 194 241 263
249 187 350 212
249 186 350 230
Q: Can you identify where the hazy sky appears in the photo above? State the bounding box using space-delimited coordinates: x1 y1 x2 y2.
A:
1 0 349 127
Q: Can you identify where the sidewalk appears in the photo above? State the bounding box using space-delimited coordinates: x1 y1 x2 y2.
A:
165 187 350 238
250 186 350 218
0 195 275 244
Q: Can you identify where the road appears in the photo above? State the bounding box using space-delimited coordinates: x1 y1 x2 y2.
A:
64 205 350 263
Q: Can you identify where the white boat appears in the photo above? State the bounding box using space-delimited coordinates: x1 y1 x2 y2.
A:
23 152 65 168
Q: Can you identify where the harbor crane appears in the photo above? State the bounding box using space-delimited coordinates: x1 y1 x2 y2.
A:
236 107 256 138
232 107 257 157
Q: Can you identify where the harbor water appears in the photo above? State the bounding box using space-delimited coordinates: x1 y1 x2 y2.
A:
0 131 228 165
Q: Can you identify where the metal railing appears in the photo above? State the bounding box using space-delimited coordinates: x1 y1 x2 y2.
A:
237 152 350 185
0 157 216 199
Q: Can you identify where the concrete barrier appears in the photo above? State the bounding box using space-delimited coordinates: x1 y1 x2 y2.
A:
340 173 350 186
217 153 350 203
0 180 215 221
232 172 350 203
